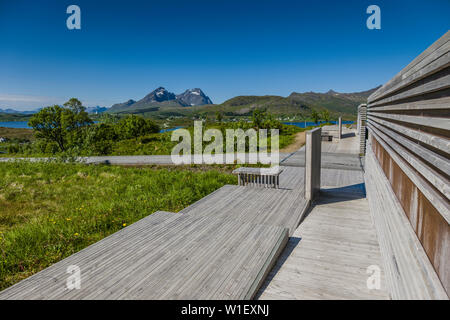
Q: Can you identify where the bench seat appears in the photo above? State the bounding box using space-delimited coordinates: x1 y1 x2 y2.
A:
233 166 284 188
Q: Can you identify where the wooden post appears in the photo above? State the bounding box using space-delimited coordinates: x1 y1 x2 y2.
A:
358 104 367 155
356 112 360 136
305 127 322 201
338 117 342 140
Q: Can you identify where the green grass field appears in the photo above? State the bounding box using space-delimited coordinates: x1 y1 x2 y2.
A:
0 161 237 290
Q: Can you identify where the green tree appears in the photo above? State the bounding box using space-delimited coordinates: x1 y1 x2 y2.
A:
83 123 117 155
63 98 84 114
29 105 66 151
116 115 160 139
252 109 267 129
99 113 121 125
311 109 320 125
28 99 93 152
215 111 223 123
321 109 330 124
63 99 93 148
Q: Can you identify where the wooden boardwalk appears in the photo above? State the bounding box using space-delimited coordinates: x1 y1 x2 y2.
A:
258 129 390 300
281 129 363 171
257 187 389 300
282 151 363 171
0 211 288 300
180 184 309 236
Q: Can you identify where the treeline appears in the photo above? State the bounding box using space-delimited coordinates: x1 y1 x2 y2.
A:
8 98 160 155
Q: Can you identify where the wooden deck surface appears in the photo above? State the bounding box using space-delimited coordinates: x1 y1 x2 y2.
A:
180 184 309 236
0 211 288 300
258 129 390 300
257 186 389 300
281 151 363 171
265 166 364 191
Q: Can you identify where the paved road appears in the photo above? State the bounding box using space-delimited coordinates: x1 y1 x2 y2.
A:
0 153 292 165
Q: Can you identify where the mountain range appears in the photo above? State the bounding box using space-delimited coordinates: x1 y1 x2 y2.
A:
107 86 379 119
109 87 213 113
1 86 379 120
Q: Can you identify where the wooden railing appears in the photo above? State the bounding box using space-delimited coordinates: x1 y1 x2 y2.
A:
365 31 449 299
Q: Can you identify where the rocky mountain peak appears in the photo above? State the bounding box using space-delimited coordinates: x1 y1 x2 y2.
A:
140 87 176 104
176 88 213 106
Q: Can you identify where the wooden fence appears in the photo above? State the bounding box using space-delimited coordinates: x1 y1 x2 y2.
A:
365 31 449 299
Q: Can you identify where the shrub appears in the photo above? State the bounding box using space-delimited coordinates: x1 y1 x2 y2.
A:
116 115 160 139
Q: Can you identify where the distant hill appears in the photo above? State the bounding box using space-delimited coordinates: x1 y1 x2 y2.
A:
287 86 380 115
109 99 137 113
0 112 32 122
109 87 213 113
211 86 380 118
0 108 40 115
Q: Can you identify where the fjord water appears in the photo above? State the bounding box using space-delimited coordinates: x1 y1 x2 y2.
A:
283 120 353 128
0 121 31 129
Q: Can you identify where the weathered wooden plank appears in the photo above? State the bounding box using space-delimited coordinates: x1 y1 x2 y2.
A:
368 112 450 131
369 43 450 103
368 96 450 111
367 115 450 154
369 31 450 102
368 70 450 108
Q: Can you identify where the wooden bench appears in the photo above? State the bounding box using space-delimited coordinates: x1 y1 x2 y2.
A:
232 166 283 189
321 132 333 141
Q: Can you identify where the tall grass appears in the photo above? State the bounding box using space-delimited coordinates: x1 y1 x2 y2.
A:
0 161 236 290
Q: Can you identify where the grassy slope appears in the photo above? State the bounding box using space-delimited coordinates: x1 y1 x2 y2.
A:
0 113 32 122
0 127 34 141
0 162 237 290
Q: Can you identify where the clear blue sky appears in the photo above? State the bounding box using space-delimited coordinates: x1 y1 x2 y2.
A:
0 0 449 110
